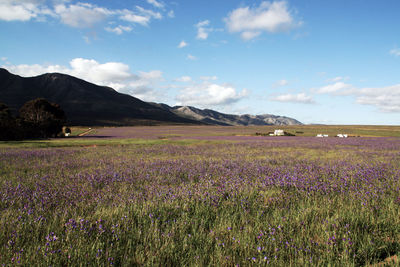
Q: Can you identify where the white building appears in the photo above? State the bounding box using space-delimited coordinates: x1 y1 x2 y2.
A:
274 129 285 136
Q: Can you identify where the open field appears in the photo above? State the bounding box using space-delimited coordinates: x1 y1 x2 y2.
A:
83 125 400 139
1 126 400 266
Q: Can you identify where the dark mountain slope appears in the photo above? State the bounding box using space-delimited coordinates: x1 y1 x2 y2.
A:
0 68 201 126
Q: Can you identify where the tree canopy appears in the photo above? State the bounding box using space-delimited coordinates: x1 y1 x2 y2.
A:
19 98 66 138
0 99 67 140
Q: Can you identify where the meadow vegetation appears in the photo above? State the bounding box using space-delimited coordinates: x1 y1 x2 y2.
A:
1 129 399 266
83 125 400 139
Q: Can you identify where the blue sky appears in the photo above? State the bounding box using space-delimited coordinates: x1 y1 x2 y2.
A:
1 0 400 125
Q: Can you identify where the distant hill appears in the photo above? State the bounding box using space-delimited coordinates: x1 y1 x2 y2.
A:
0 68 200 126
169 105 302 126
0 68 302 126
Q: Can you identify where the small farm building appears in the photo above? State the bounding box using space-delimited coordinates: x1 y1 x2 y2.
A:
274 129 285 136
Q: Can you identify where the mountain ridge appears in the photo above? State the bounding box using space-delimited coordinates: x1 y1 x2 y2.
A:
162 105 301 126
0 68 302 126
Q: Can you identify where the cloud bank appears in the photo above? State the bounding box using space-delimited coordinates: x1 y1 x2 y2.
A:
3 58 166 101
3 59 249 108
0 0 172 33
356 85 400 113
316 80 400 113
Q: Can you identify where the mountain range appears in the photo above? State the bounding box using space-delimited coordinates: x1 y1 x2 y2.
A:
155 105 301 126
0 68 302 126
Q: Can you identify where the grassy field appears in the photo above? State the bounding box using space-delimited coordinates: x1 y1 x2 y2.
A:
1 126 399 266
80 125 400 139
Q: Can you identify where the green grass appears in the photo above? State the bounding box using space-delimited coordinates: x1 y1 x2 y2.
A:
0 133 399 266
2 187 399 266
0 138 224 148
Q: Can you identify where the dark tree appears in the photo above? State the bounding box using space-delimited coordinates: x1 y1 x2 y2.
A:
19 98 66 138
0 103 17 140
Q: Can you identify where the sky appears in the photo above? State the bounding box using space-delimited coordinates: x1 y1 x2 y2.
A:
1 0 400 125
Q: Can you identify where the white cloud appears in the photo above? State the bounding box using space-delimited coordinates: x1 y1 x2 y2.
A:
178 40 188 48
175 76 192 82
273 79 288 87
135 6 162 20
54 3 111 28
313 80 400 113
196 20 210 28
136 70 163 81
240 31 261 40
316 82 354 94
0 1 169 31
68 58 133 84
0 0 54 21
147 0 164 9
3 63 70 77
167 10 174 18
225 1 301 40
390 48 400 57
356 85 400 113
187 54 197 60
0 2 36 21
200 76 218 81
176 82 248 107
327 76 349 82
195 20 211 40
119 11 149 25
270 93 314 104
105 25 132 35
118 6 162 26
197 28 208 40
126 70 166 101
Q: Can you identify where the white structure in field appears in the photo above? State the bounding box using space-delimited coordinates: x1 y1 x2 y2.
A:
337 134 348 138
274 129 285 136
316 134 329 138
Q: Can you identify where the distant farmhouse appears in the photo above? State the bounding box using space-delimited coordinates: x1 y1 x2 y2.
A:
270 129 285 136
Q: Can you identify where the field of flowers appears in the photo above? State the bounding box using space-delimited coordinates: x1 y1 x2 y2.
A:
1 133 400 266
